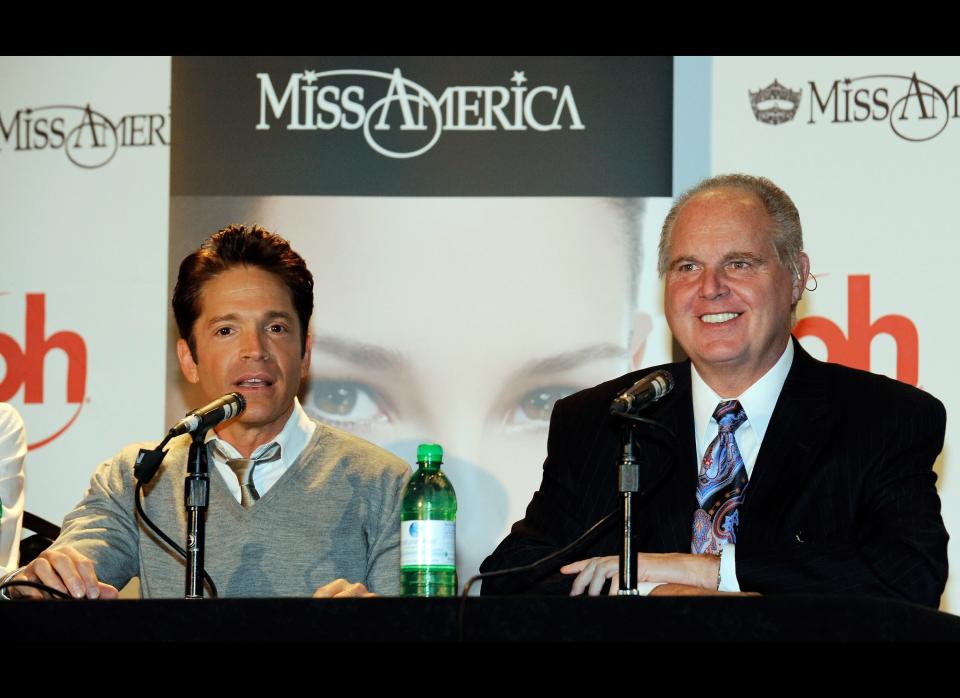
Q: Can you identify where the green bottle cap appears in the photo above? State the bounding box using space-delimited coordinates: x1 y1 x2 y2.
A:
416 443 443 464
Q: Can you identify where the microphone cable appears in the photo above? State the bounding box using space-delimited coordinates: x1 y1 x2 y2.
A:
457 509 617 641
455 412 676 639
134 435 219 598
0 580 74 600
135 480 219 598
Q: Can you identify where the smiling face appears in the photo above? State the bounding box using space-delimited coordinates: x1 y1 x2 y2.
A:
176 265 311 451
663 188 807 395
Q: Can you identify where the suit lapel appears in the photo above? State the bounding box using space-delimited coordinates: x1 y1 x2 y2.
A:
739 339 838 530
634 362 698 551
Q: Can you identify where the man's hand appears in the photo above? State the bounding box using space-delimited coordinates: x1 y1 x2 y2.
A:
561 556 623 596
312 578 377 598
561 553 722 596
7 547 118 600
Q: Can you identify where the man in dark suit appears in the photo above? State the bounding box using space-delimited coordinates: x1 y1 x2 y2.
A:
480 174 948 607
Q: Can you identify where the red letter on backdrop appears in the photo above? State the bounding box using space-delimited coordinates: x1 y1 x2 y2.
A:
794 275 918 386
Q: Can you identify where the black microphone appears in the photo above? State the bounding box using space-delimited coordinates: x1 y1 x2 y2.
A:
169 392 246 437
609 370 674 417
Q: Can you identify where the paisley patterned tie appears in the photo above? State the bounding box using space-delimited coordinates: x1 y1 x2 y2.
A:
692 400 748 555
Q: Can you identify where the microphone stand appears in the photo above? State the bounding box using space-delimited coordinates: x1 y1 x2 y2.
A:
184 430 210 599
618 421 640 595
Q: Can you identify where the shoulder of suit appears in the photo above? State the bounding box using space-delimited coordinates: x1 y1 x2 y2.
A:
811 355 945 418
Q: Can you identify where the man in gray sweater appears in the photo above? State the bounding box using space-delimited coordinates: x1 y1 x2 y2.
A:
6 225 410 599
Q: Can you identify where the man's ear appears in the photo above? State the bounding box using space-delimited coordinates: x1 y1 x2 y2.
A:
792 252 812 305
300 331 312 380
176 338 200 384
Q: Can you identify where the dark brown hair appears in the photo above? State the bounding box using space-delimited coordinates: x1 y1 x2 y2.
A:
172 224 314 359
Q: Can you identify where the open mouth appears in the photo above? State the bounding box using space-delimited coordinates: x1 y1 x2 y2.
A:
236 377 274 388
700 312 742 324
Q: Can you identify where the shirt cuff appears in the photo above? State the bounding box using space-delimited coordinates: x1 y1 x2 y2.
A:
717 544 740 592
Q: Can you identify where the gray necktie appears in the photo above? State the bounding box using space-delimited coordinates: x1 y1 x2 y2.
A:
216 442 282 508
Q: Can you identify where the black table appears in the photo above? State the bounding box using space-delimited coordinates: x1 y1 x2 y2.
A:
6 595 960 641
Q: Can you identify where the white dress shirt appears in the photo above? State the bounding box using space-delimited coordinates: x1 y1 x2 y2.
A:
206 397 317 503
691 338 794 591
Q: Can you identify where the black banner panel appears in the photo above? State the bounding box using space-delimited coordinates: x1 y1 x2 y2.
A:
171 56 672 196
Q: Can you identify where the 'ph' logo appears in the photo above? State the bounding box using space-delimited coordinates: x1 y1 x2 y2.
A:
0 293 87 449
795 275 918 386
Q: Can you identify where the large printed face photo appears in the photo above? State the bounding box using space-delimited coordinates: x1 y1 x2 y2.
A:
169 196 658 585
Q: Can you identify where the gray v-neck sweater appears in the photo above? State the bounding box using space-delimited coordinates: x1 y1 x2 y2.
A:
52 420 411 597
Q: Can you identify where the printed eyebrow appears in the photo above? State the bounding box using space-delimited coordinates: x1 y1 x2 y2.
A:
517 343 627 377
311 335 405 371
312 336 625 377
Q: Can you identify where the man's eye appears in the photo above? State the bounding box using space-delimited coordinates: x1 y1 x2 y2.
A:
215 327 233 336
267 324 288 334
729 260 750 270
506 386 577 427
304 379 388 427
677 263 698 273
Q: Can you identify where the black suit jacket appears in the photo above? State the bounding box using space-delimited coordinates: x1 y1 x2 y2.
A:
480 338 949 608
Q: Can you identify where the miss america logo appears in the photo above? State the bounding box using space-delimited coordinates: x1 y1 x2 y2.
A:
256 68 586 159
0 105 169 168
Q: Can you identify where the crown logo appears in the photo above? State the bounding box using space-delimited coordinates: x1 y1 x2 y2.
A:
749 79 802 125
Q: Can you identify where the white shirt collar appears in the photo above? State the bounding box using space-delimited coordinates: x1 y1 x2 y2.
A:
205 396 316 466
691 338 794 452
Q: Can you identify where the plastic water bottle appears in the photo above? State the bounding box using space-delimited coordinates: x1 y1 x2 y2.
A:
400 443 458 596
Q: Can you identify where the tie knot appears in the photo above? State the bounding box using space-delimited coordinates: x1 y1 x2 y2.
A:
213 441 282 486
225 458 255 481
712 400 747 433
214 441 281 508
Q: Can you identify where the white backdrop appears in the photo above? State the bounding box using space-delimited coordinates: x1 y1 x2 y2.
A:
711 56 960 610
0 56 170 520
